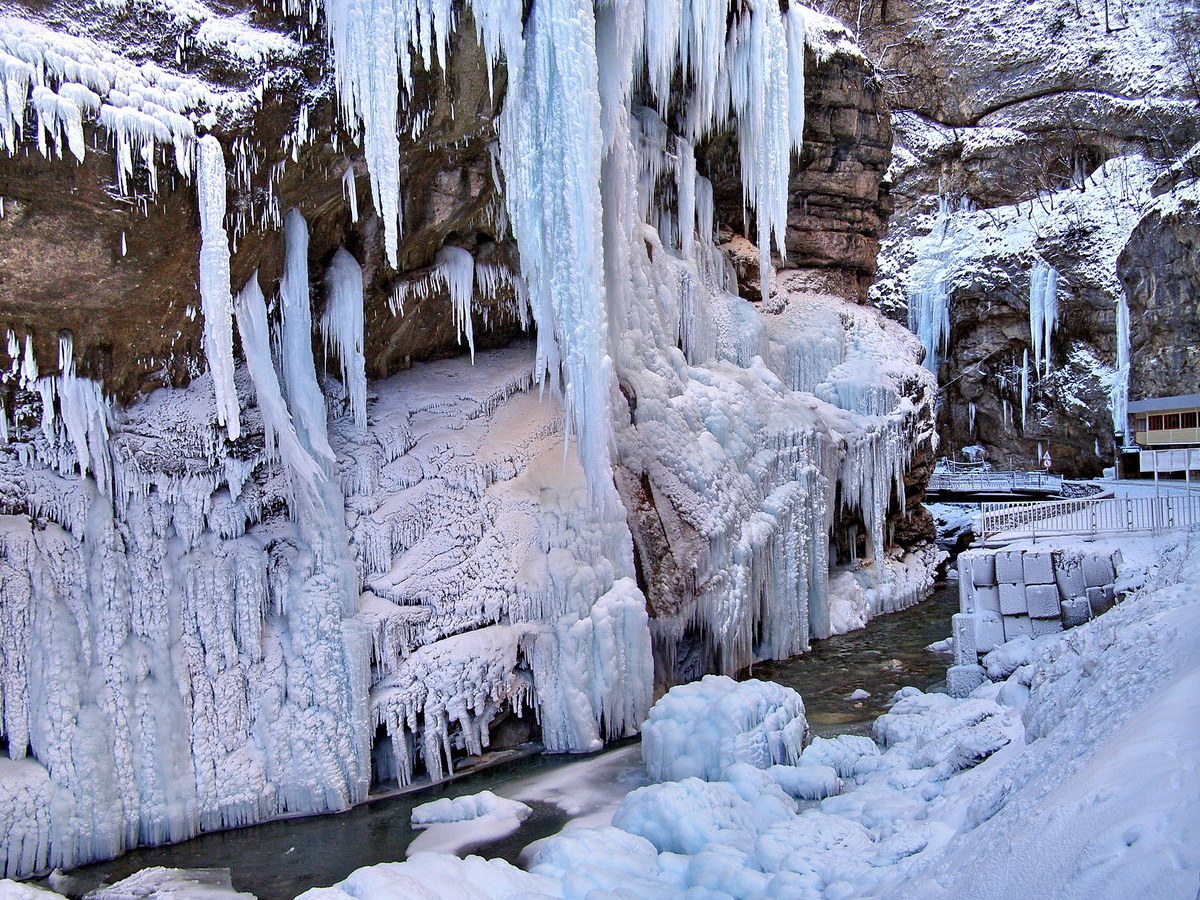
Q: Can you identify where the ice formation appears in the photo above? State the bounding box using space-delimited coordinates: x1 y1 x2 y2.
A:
0 0 943 879
641 676 808 782
906 197 956 373
1028 258 1059 377
320 248 368 428
196 136 241 442
1111 295 1131 437
293 535 1200 899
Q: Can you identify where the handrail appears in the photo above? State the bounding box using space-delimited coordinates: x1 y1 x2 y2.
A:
928 469 1064 494
978 496 1200 542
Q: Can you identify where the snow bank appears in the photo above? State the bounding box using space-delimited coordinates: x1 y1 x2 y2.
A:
407 791 532 857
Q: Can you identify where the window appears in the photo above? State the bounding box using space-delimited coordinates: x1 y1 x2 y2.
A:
1182 411 1198 429
1165 413 1181 430
1136 417 1149 431
1150 415 1164 430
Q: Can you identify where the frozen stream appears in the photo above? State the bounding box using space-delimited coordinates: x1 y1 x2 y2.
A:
46 585 958 899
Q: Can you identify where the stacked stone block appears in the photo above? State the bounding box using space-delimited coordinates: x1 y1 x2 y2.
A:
948 546 1123 697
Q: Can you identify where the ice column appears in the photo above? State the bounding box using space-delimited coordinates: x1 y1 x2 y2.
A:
196 135 241 441
1029 258 1059 377
320 248 368 428
279 209 336 469
235 273 323 487
1111 295 1130 437
496 0 615 505
1021 348 1030 430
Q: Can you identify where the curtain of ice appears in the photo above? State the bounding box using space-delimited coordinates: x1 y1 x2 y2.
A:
1029 258 1059 377
320 247 369 428
272 209 371 811
907 197 955 373
196 135 241 441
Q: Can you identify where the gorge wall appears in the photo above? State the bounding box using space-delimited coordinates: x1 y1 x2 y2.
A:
0 0 944 878
827 0 1200 475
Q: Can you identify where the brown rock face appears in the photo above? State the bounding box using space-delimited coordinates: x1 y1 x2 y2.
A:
0 12 522 405
1119 187 1200 404
702 47 892 302
0 147 203 400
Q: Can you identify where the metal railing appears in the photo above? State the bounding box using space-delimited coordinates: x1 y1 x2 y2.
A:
978 496 1200 542
928 470 1064 495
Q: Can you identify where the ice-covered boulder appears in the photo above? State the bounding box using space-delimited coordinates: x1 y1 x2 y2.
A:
611 764 796 855
411 791 531 828
640 676 809 783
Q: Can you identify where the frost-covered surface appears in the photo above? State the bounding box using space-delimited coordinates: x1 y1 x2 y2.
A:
407 791 532 857
641 676 807 782
877 153 1165 439
296 533 1200 899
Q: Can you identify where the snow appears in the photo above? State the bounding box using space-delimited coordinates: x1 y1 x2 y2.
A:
408 791 532 856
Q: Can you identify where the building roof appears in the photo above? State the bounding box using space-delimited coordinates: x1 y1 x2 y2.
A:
1128 394 1200 414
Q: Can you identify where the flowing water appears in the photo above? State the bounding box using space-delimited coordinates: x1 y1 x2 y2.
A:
744 581 960 736
47 583 959 899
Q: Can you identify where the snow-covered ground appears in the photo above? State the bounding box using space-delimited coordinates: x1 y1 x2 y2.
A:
149 531 1198 900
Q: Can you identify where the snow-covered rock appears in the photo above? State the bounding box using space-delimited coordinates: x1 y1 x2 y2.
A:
640 676 808 783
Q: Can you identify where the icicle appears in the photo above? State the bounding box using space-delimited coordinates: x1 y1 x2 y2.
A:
195 135 241 441
1111 295 1130 437
234 272 323 487
906 197 960 373
342 165 359 223
675 134 696 259
696 174 714 246
119 231 126 256
435 245 476 359
784 4 807 155
968 401 976 436
1029 258 1059 377
1021 348 1029 430
320 248 368 427
279 209 335 468
495 0 615 506
54 332 111 493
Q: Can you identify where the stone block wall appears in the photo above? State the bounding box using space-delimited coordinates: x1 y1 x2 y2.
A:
946 546 1123 696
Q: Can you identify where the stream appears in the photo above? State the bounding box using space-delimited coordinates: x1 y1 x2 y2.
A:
49 582 959 899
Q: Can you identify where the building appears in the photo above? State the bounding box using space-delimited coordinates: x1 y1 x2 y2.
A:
1127 394 1200 478
1131 394 1200 447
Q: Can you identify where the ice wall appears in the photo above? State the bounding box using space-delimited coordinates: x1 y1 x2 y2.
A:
0 0 937 878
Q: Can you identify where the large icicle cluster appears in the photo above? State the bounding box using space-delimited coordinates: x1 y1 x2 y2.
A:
906 196 959 373
1028 258 1059 378
318 0 821 502
0 0 941 879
